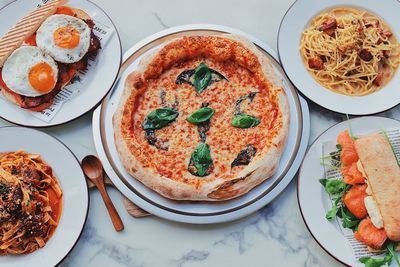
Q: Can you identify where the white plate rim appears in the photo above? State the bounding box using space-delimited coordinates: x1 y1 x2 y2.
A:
0 126 89 266
92 24 311 224
297 116 400 267
0 0 122 128
277 0 400 115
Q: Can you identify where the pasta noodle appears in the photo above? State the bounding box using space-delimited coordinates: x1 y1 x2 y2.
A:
300 7 400 96
0 150 62 255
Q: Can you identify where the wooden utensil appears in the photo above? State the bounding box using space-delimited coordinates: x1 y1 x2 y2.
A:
81 155 124 232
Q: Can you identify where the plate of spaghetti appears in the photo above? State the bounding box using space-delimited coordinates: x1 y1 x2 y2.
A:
278 0 400 115
0 127 88 266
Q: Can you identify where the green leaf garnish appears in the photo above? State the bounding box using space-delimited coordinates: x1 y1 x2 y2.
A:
359 242 399 267
186 107 215 124
232 114 260 128
319 179 348 194
193 63 212 93
189 143 213 177
142 108 179 130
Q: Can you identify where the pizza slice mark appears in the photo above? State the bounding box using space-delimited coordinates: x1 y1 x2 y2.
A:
175 63 227 93
231 144 257 168
232 91 261 129
159 89 179 110
188 143 214 177
142 107 179 151
186 103 214 143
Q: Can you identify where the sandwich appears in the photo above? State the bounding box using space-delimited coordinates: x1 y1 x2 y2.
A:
337 130 400 250
0 0 101 111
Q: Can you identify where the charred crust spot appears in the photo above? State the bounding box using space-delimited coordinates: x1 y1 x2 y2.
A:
231 144 257 168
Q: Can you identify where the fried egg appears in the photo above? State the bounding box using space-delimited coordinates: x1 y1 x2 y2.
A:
2 46 58 97
36 14 91 64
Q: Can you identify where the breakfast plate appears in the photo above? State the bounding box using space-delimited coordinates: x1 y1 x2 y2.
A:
278 0 400 115
0 126 88 266
92 24 310 224
0 0 122 127
298 116 400 267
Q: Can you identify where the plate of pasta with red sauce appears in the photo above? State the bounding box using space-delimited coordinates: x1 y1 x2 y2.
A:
0 127 88 266
278 0 400 115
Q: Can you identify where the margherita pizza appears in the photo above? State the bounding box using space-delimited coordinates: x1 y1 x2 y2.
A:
113 34 290 201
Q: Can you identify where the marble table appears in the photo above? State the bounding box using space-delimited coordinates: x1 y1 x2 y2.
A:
2 0 399 266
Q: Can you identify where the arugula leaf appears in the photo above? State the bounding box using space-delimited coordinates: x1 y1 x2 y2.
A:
319 179 348 194
325 198 340 220
387 242 400 267
338 206 360 230
359 254 393 267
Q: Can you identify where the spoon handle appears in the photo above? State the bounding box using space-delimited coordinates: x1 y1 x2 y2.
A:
94 178 124 232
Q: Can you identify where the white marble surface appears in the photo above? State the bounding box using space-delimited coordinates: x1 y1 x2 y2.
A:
2 0 400 266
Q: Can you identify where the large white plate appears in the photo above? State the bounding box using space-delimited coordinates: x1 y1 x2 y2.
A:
298 116 400 267
93 24 310 224
0 127 88 266
0 0 122 127
278 0 400 115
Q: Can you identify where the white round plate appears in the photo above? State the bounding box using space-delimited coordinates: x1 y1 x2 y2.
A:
298 116 400 266
93 24 310 224
0 127 88 266
0 0 122 127
278 0 400 115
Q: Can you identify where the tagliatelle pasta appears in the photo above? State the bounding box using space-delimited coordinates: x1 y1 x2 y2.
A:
300 7 400 96
0 150 62 255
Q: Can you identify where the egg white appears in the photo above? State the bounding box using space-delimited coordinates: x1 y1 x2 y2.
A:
2 46 58 97
36 14 91 64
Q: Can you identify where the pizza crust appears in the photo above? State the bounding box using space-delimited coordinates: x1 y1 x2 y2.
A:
113 34 290 201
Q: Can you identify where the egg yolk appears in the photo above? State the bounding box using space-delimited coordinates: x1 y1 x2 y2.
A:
53 26 80 49
28 63 56 93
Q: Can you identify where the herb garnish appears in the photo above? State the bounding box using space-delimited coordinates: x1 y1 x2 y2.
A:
319 178 359 230
176 63 227 93
0 183 9 195
232 114 260 128
188 143 213 177
142 108 179 130
186 107 215 124
359 242 400 267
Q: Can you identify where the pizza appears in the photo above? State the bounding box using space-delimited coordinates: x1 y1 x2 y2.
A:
113 34 290 201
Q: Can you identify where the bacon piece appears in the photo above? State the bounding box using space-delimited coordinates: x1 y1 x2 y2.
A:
374 72 384 86
355 217 387 249
319 18 337 34
359 49 373 61
308 57 324 70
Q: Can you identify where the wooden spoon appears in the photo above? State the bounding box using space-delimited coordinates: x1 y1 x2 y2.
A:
81 155 124 232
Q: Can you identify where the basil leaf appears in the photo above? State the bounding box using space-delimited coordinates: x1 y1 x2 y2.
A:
232 114 260 128
193 63 212 93
186 107 215 124
189 143 213 177
142 108 179 130
320 179 348 194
